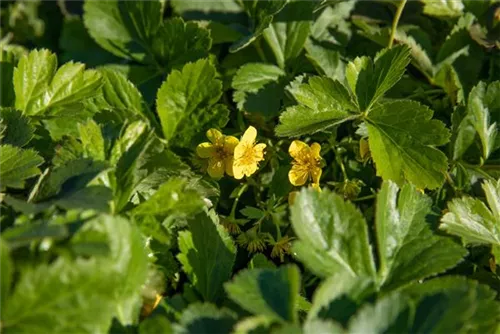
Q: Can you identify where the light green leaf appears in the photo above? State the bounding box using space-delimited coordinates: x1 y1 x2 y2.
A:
366 100 450 189
0 145 43 191
0 238 12 311
305 40 344 81
14 49 102 116
375 181 466 291
422 0 464 18
347 293 410 334
440 179 500 247
78 120 106 161
276 76 358 137
290 188 376 279
459 81 500 160
156 59 228 147
139 315 173 334
347 45 411 112
177 212 236 303
176 303 237 334
0 108 34 147
133 178 204 217
225 265 301 323
87 68 150 124
262 0 313 68
230 0 287 52
232 63 286 117
2 215 148 333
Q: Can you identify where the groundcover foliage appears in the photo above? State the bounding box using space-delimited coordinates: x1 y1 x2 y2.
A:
1 0 500 333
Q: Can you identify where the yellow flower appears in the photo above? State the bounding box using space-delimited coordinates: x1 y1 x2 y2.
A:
288 140 322 186
196 129 239 179
233 126 266 179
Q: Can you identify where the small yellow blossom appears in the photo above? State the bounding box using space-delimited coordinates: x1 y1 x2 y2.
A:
233 126 266 179
196 129 239 179
288 140 322 186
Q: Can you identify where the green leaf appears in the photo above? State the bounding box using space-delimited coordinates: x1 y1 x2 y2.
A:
78 120 106 161
0 145 43 191
440 179 500 247
14 49 102 116
111 122 153 212
0 107 34 147
404 277 500 333
422 0 464 18
232 63 286 117
156 59 228 147
0 48 24 107
375 181 467 291
83 0 162 63
177 212 236 303
305 40 344 80
275 76 358 137
346 45 411 112
225 265 301 323
2 215 148 333
133 178 205 217
290 188 376 279
55 185 112 213
262 0 313 68
87 68 151 124
28 158 108 203
457 81 500 160
347 293 410 334
0 238 13 311
366 100 450 189
139 315 173 334
230 0 287 52
176 303 237 334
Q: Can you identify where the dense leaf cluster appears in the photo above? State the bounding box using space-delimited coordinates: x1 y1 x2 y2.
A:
1 0 500 333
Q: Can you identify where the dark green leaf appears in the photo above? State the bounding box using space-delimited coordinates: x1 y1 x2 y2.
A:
0 145 43 190
0 108 34 147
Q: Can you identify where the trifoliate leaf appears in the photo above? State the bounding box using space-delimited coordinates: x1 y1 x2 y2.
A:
2 215 148 333
456 81 500 160
0 145 43 191
440 179 500 247
375 181 467 291
0 238 12 311
156 59 229 147
225 265 301 323
0 107 34 147
176 303 237 334
276 76 358 137
366 100 450 189
13 49 102 116
422 0 464 18
346 45 411 112
290 188 377 279
262 0 314 69
230 0 287 52
232 63 286 117
177 212 236 303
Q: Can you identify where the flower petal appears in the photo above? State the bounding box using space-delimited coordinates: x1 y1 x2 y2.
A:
223 136 239 154
207 159 225 179
225 156 234 176
196 142 216 158
207 128 223 144
310 143 321 159
240 126 257 145
233 163 244 179
311 166 322 184
289 165 308 186
253 143 266 161
243 163 258 177
289 140 309 160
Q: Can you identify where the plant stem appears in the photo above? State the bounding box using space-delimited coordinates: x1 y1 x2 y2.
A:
388 0 407 48
230 184 249 218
